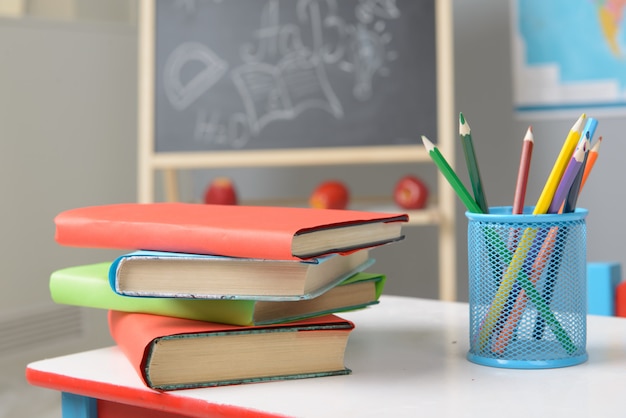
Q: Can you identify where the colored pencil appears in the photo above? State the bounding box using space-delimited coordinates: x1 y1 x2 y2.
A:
532 228 570 340
561 118 597 213
506 126 533 259
530 136 590 340
562 149 589 214
477 227 575 354
533 137 598 342
547 134 589 214
459 113 489 213
498 121 598 349
530 119 595 341
421 135 483 214
533 125 595 339
476 114 586 350
475 225 538 350
579 136 602 192
533 114 586 215
492 226 558 353
513 126 534 214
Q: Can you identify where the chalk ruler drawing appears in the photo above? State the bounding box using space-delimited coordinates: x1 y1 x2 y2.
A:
163 42 228 111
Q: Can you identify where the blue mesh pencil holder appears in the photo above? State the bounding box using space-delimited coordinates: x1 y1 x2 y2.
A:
466 206 588 369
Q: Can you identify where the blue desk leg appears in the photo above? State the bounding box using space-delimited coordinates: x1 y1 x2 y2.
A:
62 392 97 418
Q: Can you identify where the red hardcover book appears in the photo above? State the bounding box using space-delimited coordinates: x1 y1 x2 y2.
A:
108 310 354 390
54 202 408 260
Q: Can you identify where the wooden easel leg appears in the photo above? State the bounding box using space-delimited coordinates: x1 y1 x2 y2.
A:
164 169 179 202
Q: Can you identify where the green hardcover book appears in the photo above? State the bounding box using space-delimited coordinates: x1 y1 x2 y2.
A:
50 263 386 326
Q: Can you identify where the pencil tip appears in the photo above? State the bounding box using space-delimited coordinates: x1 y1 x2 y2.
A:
524 126 534 141
574 141 587 158
572 113 586 132
592 136 603 151
421 135 434 151
459 113 470 135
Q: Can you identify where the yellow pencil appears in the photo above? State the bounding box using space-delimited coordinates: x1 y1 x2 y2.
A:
533 114 586 215
476 227 538 350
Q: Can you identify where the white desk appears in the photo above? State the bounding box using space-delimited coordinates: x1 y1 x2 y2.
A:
27 296 626 417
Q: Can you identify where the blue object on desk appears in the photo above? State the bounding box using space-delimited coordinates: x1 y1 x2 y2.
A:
62 393 97 418
587 262 622 316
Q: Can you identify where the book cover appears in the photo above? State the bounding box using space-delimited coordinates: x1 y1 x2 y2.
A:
108 310 354 390
108 250 373 299
50 262 385 326
54 202 408 260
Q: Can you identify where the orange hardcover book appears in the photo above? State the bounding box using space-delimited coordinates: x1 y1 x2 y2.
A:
108 310 354 390
55 202 408 260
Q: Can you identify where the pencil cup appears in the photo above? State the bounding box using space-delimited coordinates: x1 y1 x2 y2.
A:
466 206 588 369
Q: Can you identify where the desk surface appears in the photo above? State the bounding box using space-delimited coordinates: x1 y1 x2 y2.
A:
27 296 626 418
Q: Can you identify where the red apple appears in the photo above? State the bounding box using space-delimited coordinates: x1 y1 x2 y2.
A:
393 175 429 209
203 177 238 205
309 180 349 209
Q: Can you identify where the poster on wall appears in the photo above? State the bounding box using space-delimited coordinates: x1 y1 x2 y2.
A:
512 0 626 117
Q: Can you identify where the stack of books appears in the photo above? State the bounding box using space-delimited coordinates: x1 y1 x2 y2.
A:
50 202 408 390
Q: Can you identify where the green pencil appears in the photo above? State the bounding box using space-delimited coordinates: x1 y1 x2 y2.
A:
421 135 483 214
459 113 489 213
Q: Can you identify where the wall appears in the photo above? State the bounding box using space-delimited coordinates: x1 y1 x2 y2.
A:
0 17 137 355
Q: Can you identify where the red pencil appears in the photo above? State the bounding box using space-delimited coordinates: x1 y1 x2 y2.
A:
512 126 534 214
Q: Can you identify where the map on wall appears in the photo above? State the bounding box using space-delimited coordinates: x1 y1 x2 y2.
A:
512 0 626 116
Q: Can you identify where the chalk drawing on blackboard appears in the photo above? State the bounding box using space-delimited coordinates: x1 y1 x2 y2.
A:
175 0 224 13
347 23 394 100
293 0 398 102
163 42 228 111
194 109 251 149
355 0 400 23
239 1 304 64
232 52 342 136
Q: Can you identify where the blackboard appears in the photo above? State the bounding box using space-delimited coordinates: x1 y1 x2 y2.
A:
152 0 437 152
